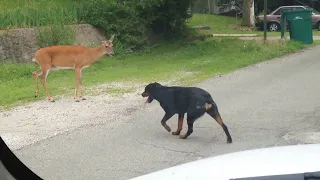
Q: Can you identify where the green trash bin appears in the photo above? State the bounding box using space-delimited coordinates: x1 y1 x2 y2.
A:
280 9 313 44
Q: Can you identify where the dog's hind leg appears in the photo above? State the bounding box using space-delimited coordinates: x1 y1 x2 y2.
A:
172 113 184 135
206 107 232 143
179 99 206 139
161 113 175 132
179 114 200 139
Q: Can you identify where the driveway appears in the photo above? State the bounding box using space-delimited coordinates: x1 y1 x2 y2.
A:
4 45 320 180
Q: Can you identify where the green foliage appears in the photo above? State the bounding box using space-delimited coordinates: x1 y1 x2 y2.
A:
2 0 195 50
148 0 194 39
0 0 79 29
78 0 194 48
78 0 147 48
36 24 75 48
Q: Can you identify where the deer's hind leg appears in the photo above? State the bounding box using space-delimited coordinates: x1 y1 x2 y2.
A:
39 66 54 102
32 69 43 98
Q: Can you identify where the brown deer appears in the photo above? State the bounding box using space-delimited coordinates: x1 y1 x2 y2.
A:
32 34 115 102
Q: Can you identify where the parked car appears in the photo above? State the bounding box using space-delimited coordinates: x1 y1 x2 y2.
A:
130 144 320 180
256 5 320 31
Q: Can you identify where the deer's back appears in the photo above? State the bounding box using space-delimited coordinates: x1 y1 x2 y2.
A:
35 46 91 67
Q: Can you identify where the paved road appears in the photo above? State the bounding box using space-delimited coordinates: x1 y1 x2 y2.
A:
13 46 320 180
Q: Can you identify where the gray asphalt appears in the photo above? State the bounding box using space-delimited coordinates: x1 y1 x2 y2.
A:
13 45 320 180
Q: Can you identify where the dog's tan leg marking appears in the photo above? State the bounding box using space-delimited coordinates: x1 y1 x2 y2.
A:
172 114 184 135
205 103 212 110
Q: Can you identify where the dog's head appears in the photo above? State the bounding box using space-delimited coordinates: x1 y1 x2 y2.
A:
141 82 162 103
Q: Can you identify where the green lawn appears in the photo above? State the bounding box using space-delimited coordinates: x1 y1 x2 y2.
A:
187 13 244 34
0 38 312 109
188 13 320 36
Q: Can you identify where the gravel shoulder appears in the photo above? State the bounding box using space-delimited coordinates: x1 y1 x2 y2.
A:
0 78 185 151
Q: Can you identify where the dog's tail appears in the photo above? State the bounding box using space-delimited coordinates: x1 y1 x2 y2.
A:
204 94 218 112
204 94 214 104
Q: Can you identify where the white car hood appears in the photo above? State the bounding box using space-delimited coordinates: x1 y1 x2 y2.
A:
130 144 320 180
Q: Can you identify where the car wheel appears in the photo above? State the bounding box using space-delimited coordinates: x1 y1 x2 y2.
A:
268 22 280 31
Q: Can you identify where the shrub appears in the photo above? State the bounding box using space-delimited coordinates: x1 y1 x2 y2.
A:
78 0 195 49
147 0 194 39
36 24 75 48
78 0 146 49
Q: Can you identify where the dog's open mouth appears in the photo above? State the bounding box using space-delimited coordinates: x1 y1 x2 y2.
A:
146 96 151 103
142 92 153 103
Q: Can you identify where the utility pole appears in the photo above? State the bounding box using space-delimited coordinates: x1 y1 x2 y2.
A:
263 0 267 41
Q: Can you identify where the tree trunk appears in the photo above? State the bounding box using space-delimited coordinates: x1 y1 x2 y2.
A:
242 0 255 27
211 0 219 14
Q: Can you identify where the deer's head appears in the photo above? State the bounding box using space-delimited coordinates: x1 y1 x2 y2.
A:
102 34 115 56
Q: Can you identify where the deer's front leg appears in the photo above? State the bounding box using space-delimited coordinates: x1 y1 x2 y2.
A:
74 68 81 102
79 69 86 100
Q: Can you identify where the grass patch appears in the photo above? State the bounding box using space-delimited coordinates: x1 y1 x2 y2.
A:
187 13 244 34
0 38 313 109
188 13 320 36
0 0 80 29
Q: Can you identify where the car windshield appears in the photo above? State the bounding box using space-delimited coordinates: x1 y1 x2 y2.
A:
3 1 320 180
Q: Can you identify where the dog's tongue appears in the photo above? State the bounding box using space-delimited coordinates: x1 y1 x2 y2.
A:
145 96 150 103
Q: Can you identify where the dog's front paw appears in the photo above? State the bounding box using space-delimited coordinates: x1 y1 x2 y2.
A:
227 138 232 144
172 131 180 135
179 134 187 139
163 125 171 132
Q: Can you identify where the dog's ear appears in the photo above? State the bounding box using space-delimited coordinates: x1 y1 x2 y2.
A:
153 82 161 86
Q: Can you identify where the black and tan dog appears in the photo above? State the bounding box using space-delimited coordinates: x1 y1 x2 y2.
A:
141 82 232 143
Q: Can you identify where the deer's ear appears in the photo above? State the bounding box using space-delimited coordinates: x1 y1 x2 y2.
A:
109 34 115 42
